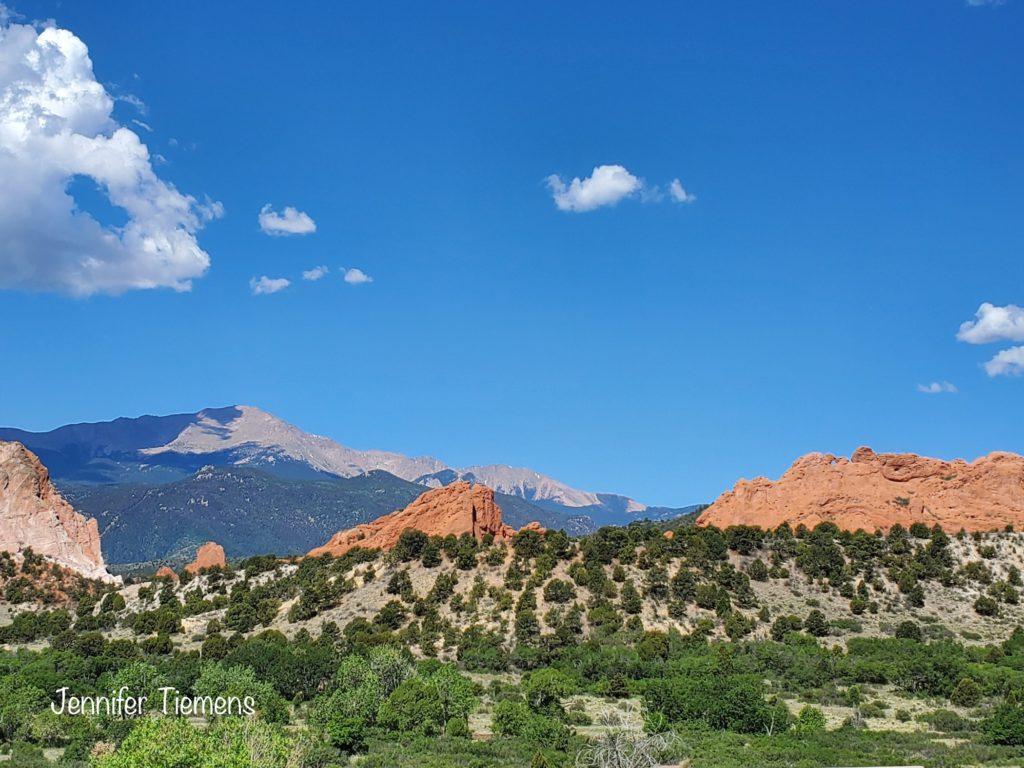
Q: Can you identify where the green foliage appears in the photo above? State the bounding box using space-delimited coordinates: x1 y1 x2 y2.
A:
93 716 290 768
793 705 826 733
645 672 790 734
982 699 1024 745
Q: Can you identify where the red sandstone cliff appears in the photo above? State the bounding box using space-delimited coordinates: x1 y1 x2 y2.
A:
0 441 117 582
698 446 1024 533
185 541 226 574
308 481 540 558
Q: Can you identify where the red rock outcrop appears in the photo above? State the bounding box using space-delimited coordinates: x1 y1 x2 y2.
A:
155 566 179 581
698 446 1024 533
0 441 117 582
309 481 538 558
185 541 226 574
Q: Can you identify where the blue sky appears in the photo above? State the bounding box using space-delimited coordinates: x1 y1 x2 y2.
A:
0 1 1021 506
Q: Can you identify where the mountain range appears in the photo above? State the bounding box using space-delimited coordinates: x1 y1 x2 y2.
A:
0 406 699 565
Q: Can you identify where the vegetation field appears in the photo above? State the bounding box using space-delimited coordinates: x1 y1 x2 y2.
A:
1 521 1023 766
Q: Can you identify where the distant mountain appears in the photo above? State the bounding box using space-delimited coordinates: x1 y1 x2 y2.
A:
0 405 698 525
60 465 590 565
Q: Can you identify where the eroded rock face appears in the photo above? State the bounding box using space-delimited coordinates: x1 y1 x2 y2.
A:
0 441 117 582
155 566 179 581
185 541 226 573
698 447 1024 533
309 481 536 558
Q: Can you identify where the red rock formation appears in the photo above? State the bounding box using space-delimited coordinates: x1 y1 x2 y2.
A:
185 541 226 574
155 566 179 581
698 446 1024 533
309 482 538 558
0 441 117 582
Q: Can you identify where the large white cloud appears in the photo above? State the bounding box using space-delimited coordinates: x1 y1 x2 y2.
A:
0 18 221 296
546 165 642 212
956 303 1024 344
258 204 316 236
983 346 1024 377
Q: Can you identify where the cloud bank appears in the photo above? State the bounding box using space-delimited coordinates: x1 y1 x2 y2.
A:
0 17 221 296
258 204 316 236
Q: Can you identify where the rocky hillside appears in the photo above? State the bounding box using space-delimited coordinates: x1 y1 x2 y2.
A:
699 446 1024 532
63 466 587 566
0 441 116 582
31 518 1024 664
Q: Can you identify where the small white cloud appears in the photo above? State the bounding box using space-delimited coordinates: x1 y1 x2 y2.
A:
112 91 147 113
956 302 1024 344
250 276 290 295
965 0 1004 6
917 381 958 394
343 268 373 285
669 178 697 204
131 118 152 132
0 18 220 295
984 346 1024 377
302 265 329 281
258 204 316 236
546 165 642 212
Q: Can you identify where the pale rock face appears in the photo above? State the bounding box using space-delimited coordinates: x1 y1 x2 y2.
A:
0 441 117 582
698 446 1024 533
308 482 542 558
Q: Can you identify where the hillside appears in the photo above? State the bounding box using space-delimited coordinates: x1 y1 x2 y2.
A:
61 467 586 566
3 518 1024 767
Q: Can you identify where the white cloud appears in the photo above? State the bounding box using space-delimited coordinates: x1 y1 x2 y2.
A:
258 204 316 236
965 0 1005 7
669 178 697 204
984 346 1024 377
343 268 373 285
546 165 642 212
917 381 958 394
546 165 696 213
302 265 329 281
130 118 152 132
956 302 1024 344
249 276 290 295
0 18 221 296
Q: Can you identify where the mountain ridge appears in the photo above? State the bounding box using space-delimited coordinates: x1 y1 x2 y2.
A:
0 405 696 524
